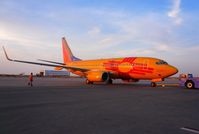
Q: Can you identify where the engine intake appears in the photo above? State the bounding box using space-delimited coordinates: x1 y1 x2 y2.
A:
87 71 109 82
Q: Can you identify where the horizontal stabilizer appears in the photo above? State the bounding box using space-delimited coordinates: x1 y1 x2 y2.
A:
54 67 63 70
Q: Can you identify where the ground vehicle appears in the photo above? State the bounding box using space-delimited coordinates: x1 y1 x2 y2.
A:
179 74 199 89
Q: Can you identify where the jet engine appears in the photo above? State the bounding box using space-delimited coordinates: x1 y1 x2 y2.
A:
87 71 109 82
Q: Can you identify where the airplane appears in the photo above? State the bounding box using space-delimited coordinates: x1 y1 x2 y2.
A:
3 37 178 87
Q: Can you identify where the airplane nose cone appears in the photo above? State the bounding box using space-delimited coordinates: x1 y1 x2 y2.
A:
170 66 178 75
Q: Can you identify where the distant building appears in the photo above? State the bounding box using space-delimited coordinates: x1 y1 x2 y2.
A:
44 70 70 76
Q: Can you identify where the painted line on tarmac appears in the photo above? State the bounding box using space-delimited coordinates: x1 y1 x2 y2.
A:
157 84 179 87
181 127 199 134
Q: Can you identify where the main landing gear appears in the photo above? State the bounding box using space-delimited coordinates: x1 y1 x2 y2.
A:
86 79 93 84
85 79 113 85
151 82 157 87
106 79 113 84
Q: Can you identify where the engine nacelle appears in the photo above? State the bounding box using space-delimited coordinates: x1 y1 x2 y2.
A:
87 71 109 82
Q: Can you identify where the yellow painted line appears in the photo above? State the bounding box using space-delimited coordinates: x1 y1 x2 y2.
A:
157 84 179 87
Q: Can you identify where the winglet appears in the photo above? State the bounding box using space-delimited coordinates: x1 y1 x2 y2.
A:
2 46 13 61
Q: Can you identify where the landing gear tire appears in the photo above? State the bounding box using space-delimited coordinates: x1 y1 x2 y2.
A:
106 79 113 84
86 79 93 84
151 82 157 87
185 81 195 89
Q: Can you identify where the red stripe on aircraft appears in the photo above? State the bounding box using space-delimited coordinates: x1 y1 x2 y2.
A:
147 68 154 70
131 72 146 75
133 67 154 71
132 69 153 73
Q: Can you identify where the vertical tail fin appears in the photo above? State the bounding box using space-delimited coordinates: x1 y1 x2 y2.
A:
62 37 81 63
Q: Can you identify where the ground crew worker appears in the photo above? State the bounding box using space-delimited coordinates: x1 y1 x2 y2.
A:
28 72 33 87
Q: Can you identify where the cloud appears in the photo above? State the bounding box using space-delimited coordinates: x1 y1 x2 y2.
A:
168 0 181 18
87 26 101 36
167 0 182 25
153 44 170 52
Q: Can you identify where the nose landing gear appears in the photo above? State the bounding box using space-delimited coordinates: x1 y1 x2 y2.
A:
151 82 157 87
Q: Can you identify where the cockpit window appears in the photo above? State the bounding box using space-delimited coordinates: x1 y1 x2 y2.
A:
156 60 168 65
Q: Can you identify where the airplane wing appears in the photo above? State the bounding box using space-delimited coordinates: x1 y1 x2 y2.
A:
2 47 88 72
37 59 65 65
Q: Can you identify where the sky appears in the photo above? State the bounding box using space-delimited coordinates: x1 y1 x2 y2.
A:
0 0 199 75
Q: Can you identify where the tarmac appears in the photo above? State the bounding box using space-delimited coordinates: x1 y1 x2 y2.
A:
0 76 199 134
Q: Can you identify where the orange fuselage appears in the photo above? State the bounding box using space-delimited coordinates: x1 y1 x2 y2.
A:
66 57 178 81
